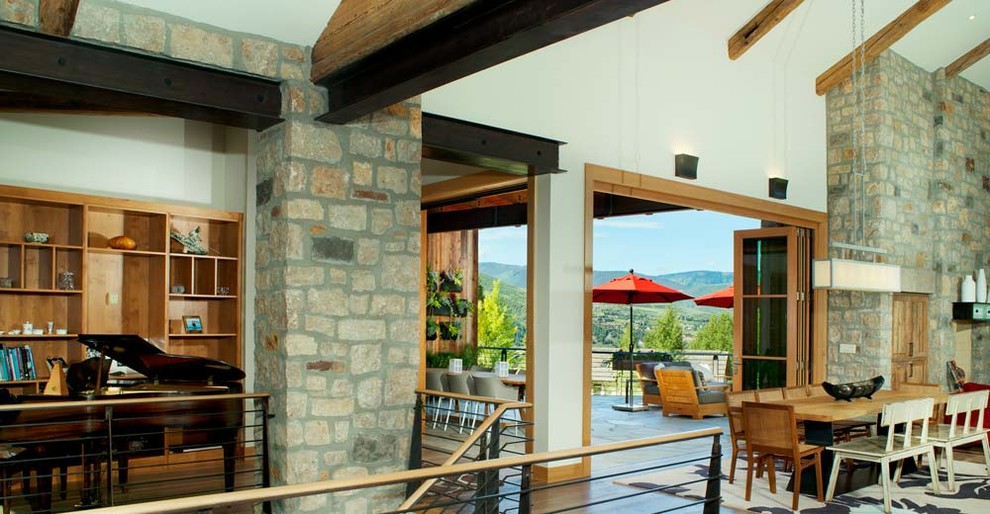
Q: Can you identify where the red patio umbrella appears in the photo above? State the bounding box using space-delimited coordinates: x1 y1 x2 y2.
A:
693 285 734 309
593 270 693 411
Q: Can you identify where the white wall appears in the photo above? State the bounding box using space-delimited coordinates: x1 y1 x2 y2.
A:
0 113 255 390
422 0 918 455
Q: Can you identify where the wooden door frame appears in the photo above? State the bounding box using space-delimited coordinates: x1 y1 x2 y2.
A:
582 163 828 455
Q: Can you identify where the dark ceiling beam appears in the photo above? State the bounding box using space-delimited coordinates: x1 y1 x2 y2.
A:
592 192 684 219
422 113 565 176
427 203 528 233
39 0 80 37
0 26 282 130
727 0 804 60
313 0 672 124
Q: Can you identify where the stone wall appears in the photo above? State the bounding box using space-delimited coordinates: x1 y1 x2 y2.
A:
1 0 306 81
255 75 423 511
4 1 426 510
826 50 990 384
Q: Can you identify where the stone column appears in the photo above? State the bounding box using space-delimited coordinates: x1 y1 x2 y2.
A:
255 74 422 512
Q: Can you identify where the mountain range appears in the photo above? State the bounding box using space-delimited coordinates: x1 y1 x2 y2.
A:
479 262 732 298
477 262 733 347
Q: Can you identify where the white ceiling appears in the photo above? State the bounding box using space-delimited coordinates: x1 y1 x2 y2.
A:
119 0 990 91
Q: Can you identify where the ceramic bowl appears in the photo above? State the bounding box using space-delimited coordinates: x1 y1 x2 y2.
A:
822 376 885 402
31 329 43 335
24 232 49 243
7 330 20 336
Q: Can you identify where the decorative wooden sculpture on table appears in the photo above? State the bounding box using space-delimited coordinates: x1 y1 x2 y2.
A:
822 376 884 401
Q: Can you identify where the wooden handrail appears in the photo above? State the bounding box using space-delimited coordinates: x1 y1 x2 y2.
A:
0 392 270 411
400 402 518 510
86 428 723 514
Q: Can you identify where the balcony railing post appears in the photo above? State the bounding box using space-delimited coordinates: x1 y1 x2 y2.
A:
478 408 501 514
407 394 425 497
105 404 114 507
518 463 532 514
703 433 722 514
258 397 273 514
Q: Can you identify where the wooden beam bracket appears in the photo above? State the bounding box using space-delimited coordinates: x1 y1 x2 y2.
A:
0 25 283 130
39 0 80 37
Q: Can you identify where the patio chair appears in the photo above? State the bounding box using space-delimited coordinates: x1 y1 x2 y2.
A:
741 401 824 510
784 385 810 399
445 372 477 434
655 368 727 420
825 397 940 514
754 387 784 402
930 389 990 492
472 373 522 423
635 362 662 407
425 368 453 430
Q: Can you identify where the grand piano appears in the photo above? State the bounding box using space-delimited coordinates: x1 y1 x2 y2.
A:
0 334 251 513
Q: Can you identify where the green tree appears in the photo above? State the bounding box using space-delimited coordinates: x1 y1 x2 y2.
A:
477 280 521 365
692 312 734 352
642 307 685 354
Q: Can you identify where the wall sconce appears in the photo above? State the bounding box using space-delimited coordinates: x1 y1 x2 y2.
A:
768 177 788 199
674 154 698 180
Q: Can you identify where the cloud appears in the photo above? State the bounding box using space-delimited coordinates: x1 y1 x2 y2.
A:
595 218 664 230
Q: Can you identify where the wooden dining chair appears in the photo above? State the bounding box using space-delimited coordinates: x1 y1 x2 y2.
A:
726 390 757 484
784 385 811 399
741 401 824 510
930 389 990 492
826 397 940 514
754 387 784 402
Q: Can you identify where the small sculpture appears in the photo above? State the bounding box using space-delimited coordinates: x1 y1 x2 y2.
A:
822 376 885 402
170 226 207 255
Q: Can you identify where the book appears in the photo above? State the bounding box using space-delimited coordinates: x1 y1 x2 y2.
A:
0 344 8 381
23 346 36 380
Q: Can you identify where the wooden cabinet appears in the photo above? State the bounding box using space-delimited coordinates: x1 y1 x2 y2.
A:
0 185 242 392
891 293 928 389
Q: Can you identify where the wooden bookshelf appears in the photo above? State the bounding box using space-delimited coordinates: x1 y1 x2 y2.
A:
0 185 243 393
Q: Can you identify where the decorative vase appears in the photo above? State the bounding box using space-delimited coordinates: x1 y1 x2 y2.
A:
962 275 977 302
977 269 987 303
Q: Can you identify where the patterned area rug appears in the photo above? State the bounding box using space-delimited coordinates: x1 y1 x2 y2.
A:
615 460 990 513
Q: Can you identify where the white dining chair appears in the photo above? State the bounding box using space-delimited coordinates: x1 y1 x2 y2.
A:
929 389 990 492
826 397 940 514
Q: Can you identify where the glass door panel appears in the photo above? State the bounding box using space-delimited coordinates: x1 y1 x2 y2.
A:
734 226 809 390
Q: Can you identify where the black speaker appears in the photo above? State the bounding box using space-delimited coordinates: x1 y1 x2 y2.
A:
674 153 698 180
768 177 788 199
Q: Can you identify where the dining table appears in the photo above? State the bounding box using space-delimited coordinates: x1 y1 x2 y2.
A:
769 389 947 496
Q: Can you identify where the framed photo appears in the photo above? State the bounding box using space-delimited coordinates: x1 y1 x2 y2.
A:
182 315 203 334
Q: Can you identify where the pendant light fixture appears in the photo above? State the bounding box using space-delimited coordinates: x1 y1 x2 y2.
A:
813 0 901 293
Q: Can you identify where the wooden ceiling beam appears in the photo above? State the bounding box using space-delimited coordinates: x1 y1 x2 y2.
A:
0 25 282 130
312 0 475 80
728 0 804 60
945 37 990 78
39 0 80 37
312 0 672 124
816 0 951 95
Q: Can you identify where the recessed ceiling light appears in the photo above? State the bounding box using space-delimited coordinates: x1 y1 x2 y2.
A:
969 14 976 20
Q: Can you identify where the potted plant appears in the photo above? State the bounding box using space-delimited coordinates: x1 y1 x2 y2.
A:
426 318 439 341
439 321 461 341
439 269 463 292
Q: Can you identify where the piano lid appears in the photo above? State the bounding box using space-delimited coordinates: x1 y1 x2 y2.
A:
77 334 245 383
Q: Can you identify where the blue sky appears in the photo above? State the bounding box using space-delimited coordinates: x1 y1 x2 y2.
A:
478 210 760 275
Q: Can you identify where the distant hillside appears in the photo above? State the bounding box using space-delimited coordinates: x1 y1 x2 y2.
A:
478 262 733 347
480 262 731 299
